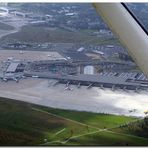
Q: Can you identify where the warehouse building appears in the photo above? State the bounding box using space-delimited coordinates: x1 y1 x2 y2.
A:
6 62 19 73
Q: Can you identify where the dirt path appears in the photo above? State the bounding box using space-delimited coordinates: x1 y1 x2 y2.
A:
37 107 146 145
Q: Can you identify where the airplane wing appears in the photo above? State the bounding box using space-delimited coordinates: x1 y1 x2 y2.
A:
93 3 148 77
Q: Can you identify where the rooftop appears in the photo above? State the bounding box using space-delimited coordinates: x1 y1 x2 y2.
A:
6 62 19 72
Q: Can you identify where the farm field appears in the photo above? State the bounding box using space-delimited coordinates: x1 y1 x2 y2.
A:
0 97 147 146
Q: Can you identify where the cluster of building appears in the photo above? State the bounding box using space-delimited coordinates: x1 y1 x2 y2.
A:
18 56 147 91
0 46 146 92
0 4 110 30
0 59 27 82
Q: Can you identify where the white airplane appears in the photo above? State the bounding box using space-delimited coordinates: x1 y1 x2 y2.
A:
123 86 128 92
13 77 19 83
66 81 70 87
111 85 116 91
22 75 26 79
77 82 81 88
52 81 59 86
93 3 148 77
135 87 140 93
64 86 73 91
100 84 104 90
2 78 7 82
87 83 93 89
19 51 24 54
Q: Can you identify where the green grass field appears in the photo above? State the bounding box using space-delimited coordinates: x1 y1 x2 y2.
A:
0 25 119 45
0 97 147 146
38 106 137 129
0 22 14 31
65 130 148 146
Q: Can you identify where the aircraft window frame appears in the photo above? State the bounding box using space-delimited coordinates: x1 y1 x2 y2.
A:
123 3 148 36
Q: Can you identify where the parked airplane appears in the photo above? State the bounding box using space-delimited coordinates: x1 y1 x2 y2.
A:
22 75 26 79
111 85 116 91
64 86 73 91
13 77 19 83
2 78 7 82
77 82 81 88
87 83 93 89
66 81 70 87
100 84 104 90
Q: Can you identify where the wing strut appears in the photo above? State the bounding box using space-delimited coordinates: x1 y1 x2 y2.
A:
93 3 148 77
